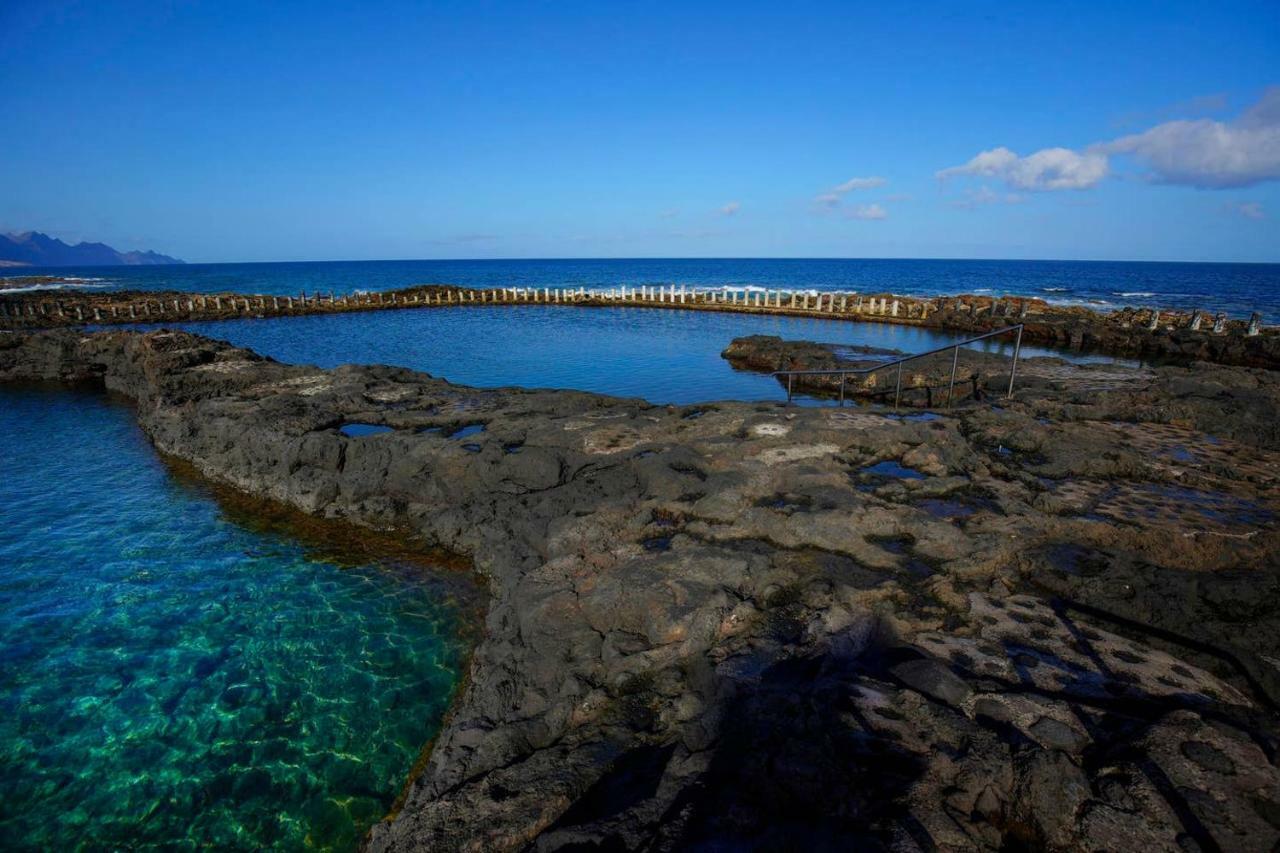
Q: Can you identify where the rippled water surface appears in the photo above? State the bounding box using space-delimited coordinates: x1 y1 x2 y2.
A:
164 305 1103 405
0 387 478 850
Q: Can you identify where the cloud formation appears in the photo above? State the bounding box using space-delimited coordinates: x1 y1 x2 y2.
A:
719 201 740 217
1101 87 1280 188
937 147 1107 191
939 87 1280 193
846 203 887 221
815 176 887 208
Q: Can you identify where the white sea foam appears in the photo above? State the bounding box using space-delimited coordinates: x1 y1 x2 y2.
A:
0 279 114 294
1114 291 1155 297
1044 296 1113 310
1042 287 1069 292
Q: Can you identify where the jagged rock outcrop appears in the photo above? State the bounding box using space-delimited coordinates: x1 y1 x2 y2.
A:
3 329 1279 851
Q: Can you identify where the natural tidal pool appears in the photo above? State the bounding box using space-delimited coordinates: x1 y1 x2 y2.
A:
160 304 1113 405
0 387 480 850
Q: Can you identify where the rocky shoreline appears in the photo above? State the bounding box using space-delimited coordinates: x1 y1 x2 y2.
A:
3 328 1280 851
2 284 1277 370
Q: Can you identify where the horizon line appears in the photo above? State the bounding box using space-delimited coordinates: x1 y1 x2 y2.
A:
27 254 1280 268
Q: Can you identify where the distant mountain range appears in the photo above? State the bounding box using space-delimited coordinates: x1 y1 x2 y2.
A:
0 231 184 267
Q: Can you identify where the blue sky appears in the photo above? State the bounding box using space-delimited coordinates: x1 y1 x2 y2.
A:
1 0 1277 263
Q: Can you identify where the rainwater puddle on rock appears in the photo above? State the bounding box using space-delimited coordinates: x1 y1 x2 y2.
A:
861 461 927 480
339 422 394 437
449 423 486 440
889 411 944 422
856 460 929 491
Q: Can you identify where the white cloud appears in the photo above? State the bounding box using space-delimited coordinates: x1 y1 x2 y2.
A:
832 176 886 193
1102 87 1280 188
814 176 887 208
719 201 740 216
846 203 887 221
937 146 1107 191
939 86 1280 194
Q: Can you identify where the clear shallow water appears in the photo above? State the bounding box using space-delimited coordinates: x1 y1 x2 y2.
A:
158 305 1111 406
7 257 1279 321
0 387 478 851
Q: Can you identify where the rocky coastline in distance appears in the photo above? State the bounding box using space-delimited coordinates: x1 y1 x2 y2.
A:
2 325 1278 851
0 231 183 267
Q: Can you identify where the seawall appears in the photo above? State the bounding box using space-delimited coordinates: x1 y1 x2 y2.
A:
2 283 1277 369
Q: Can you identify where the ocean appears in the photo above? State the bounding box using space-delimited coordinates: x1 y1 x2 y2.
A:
4 257 1279 323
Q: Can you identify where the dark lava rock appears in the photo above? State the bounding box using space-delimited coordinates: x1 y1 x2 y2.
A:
888 657 973 708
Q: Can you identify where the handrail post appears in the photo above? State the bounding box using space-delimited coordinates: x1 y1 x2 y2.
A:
787 373 793 406
1007 325 1023 398
894 361 903 410
838 372 845 407
946 345 960 408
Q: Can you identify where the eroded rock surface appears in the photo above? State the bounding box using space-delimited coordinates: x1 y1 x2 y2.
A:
3 329 1279 852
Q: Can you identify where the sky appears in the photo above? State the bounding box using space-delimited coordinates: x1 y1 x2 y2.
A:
1 0 1278 263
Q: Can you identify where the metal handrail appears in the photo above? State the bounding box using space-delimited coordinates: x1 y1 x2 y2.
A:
774 324 1024 408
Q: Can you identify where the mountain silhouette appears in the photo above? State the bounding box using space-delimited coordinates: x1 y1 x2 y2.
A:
0 232 183 267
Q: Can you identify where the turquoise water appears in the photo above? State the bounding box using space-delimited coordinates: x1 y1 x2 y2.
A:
160 305 1107 406
0 387 479 850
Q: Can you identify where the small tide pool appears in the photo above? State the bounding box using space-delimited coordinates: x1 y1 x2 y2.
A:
0 387 480 850
159 305 1112 406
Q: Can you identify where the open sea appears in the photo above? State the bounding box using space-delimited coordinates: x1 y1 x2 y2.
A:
2 256 1276 849
5 257 1279 322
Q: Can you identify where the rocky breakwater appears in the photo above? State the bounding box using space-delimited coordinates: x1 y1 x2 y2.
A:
928 295 1278 370
3 328 1280 851
0 284 595 329
4 283 1276 371
721 334 1024 406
